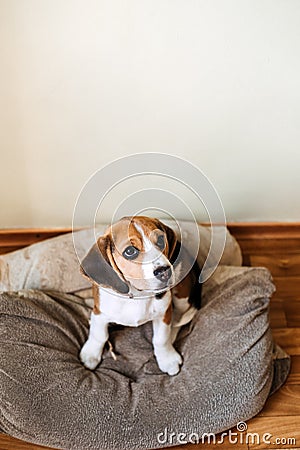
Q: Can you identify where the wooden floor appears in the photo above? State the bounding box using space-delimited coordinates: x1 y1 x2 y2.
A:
0 224 300 450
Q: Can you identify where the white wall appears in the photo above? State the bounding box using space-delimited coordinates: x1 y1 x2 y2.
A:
1 0 300 227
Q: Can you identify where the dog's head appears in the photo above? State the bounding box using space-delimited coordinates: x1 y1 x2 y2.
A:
80 216 178 294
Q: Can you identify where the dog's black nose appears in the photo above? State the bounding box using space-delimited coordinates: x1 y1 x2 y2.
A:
153 265 172 282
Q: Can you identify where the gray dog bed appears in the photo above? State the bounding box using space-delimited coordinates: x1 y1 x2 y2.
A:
0 227 290 449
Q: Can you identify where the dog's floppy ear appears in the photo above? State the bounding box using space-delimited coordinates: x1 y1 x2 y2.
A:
80 235 129 294
159 222 178 260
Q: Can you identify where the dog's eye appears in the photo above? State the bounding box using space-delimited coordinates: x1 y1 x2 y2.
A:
156 235 165 250
122 246 139 260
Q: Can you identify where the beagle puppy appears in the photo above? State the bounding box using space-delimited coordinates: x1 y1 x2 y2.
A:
80 216 202 376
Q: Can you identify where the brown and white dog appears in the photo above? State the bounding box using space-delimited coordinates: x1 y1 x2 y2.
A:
80 216 202 376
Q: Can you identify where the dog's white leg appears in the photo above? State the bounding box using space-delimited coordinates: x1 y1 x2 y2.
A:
152 319 183 376
80 312 109 370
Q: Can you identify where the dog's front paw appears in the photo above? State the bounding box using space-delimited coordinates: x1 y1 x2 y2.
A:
155 348 183 376
80 340 103 370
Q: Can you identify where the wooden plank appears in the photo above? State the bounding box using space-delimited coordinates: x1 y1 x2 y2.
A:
227 223 300 256
269 300 287 328
284 300 300 328
0 434 53 450
0 228 71 248
246 416 300 449
287 356 300 385
272 329 300 355
227 223 300 240
239 239 300 255
258 385 300 417
251 254 300 277
0 229 73 255
273 278 300 300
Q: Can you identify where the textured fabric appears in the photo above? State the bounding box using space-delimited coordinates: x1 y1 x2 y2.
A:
0 227 106 293
0 222 242 294
0 266 289 450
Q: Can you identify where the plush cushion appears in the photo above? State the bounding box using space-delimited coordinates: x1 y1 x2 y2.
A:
0 266 290 450
0 222 242 294
0 226 105 294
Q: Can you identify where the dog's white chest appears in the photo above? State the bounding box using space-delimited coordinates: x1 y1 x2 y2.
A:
99 288 170 327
